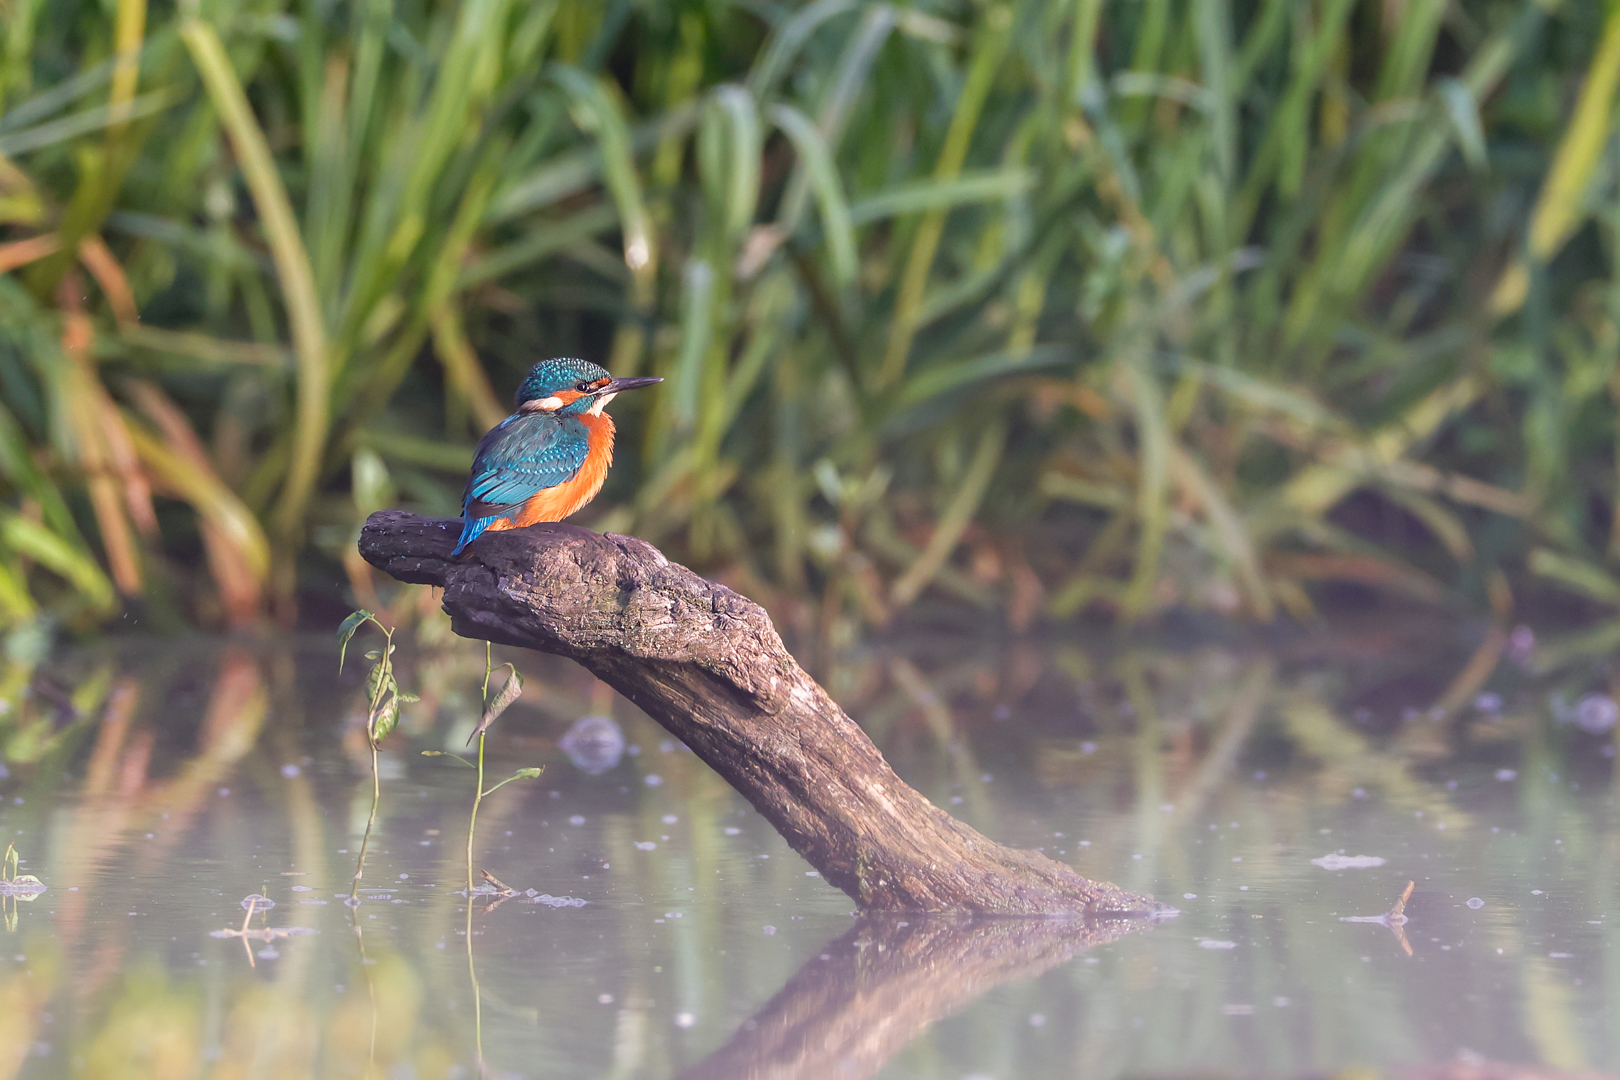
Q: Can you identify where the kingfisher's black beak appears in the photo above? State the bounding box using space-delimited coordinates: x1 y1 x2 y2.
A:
602 376 662 394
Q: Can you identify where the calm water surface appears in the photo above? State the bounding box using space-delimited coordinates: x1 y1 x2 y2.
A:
1 628 1617 1079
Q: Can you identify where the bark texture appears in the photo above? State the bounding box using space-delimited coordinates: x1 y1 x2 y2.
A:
360 510 1164 916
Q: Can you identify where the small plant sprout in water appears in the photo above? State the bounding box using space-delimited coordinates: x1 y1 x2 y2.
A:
421 643 542 894
338 610 419 895
1 842 46 932
1341 881 1416 956
209 892 314 967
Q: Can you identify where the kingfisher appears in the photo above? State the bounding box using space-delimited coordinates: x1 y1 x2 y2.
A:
452 358 661 556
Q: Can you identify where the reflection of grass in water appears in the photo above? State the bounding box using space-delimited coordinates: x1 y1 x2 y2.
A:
7 638 1619 1073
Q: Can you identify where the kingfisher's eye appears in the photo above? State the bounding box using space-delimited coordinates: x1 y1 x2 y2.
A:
576 381 592 392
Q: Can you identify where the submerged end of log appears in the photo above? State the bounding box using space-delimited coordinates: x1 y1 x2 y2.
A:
360 509 1168 919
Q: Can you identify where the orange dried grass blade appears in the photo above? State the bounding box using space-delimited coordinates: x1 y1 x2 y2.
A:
125 380 269 625
62 277 156 536
76 235 139 325
0 234 60 274
57 275 149 594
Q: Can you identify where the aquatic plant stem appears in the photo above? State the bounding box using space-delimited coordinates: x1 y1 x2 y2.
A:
466 732 485 896
350 739 380 894
467 641 492 895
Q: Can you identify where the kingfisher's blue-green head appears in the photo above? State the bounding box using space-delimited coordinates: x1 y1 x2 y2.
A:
514 358 662 417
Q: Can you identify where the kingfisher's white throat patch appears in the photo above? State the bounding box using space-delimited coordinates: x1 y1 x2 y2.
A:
587 392 617 416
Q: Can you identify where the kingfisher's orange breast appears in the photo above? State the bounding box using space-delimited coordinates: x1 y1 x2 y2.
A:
505 412 615 527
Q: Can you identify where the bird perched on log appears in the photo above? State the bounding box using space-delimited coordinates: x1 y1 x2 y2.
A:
452 358 661 556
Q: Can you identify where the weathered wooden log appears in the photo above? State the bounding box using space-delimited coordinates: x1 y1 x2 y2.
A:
360 510 1164 917
678 914 1142 1080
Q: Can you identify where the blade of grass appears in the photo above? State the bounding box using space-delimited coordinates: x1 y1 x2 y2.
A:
182 19 329 544
1490 4 1620 316
769 104 857 287
890 418 1006 607
877 5 1014 390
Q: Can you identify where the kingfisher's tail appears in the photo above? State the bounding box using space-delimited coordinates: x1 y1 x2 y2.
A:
451 514 493 557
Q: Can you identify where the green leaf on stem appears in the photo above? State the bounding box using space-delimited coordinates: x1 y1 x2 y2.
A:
337 610 375 672
466 666 524 745
372 696 400 743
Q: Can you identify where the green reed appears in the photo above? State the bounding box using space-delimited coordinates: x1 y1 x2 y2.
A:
1 1 1617 646
423 642 541 893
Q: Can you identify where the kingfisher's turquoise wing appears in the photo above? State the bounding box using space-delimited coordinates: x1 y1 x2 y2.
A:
460 413 590 519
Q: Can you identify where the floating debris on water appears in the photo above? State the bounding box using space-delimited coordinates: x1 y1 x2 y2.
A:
1467 897 1485 909
209 926 316 942
1311 854 1386 870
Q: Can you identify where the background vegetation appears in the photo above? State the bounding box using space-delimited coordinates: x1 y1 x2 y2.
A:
2 0 1619 646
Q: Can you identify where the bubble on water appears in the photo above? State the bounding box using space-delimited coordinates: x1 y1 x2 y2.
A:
1467 897 1485 909
569 815 586 826
1506 624 1536 666
1028 1013 1046 1027
1574 694 1619 735
1080 741 1096 754
724 827 741 836
256 948 280 961
560 715 625 775
1474 692 1503 714
599 994 614 1004
280 764 301 778
674 1012 695 1029
762 925 776 935
634 841 657 851
240 894 275 913
1495 769 1517 781
1183 893 1198 900
644 774 664 788
1198 939 1238 950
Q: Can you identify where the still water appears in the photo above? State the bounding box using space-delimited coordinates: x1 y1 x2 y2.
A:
1 625 1617 1079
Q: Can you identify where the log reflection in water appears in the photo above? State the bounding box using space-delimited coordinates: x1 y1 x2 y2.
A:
680 912 1164 1080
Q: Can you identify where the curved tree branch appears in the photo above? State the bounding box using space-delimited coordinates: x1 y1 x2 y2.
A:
360 510 1165 917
